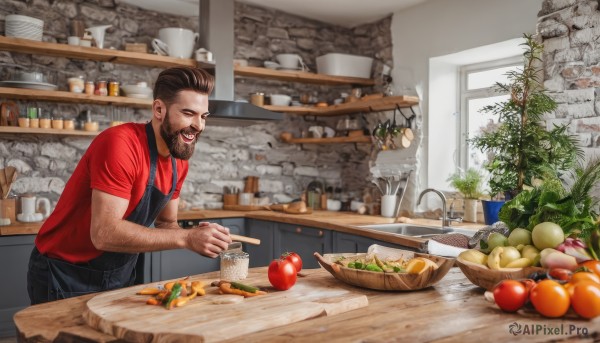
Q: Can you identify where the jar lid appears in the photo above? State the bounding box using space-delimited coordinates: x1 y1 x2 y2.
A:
219 250 249 259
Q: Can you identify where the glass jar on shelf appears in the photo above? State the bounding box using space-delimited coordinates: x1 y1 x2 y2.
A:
95 80 108 96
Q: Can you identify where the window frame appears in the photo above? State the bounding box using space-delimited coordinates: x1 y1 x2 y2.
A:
457 56 523 171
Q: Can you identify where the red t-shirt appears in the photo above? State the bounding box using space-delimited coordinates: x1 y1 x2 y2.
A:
35 123 188 263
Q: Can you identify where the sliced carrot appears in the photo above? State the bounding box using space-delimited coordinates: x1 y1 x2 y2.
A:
146 298 160 305
136 287 161 295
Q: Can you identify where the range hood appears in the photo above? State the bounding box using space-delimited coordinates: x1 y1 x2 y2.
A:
199 0 283 122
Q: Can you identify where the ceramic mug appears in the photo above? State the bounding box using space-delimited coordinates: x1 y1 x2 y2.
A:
238 193 254 206
156 27 199 58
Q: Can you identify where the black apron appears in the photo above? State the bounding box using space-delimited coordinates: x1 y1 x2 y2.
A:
30 123 177 302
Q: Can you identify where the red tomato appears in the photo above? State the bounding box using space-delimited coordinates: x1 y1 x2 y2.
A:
520 279 537 294
493 280 528 312
268 259 297 290
570 281 600 319
281 252 303 272
548 268 573 282
530 280 570 318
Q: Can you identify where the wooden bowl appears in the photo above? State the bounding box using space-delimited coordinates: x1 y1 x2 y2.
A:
455 256 545 291
314 250 454 291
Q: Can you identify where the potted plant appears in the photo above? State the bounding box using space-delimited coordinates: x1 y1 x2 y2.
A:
447 168 483 222
469 34 580 223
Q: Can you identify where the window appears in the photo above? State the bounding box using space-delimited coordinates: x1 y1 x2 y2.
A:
458 57 523 171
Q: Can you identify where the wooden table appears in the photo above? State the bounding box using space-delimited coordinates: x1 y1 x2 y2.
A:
14 267 598 342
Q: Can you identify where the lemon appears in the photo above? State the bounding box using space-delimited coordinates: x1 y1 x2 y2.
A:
406 257 438 274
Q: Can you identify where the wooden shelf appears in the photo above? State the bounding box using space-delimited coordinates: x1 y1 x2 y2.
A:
0 87 152 108
0 126 99 136
263 95 419 116
0 36 215 69
284 136 371 144
234 66 375 86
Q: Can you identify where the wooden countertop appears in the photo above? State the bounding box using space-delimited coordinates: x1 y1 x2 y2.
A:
14 267 596 342
2 210 484 249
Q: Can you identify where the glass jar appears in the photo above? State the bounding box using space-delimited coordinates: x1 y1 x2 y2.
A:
219 250 249 281
249 92 265 106
68 76 84 93
108 81 120 96
84 81 95 95
95 80 107 96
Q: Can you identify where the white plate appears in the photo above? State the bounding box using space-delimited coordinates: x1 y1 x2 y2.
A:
0 80 57 91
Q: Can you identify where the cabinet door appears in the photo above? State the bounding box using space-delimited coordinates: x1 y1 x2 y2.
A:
274 223 332 269
333 231 416 253
245 219 275 268
0 235 35 337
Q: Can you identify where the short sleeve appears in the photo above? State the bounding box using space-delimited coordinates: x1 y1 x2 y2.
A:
88 131 141 200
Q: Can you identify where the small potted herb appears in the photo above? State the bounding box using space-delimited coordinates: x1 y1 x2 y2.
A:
447 168 483 222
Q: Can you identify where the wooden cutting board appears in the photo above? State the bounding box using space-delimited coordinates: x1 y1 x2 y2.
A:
83 271 368 342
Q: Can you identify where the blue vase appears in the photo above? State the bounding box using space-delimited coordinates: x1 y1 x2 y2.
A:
481 200 505 225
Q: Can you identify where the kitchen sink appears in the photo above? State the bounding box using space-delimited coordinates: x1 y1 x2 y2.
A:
357 223 452 237
357 223 477 238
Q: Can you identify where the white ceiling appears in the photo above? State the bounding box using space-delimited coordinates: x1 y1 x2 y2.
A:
119 0 429 27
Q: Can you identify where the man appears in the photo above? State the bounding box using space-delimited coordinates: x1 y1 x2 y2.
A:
27 67 232 304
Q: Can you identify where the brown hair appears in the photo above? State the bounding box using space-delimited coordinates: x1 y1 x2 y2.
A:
153 67 214 106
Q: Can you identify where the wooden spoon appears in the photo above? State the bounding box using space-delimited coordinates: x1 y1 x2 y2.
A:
230 234 260 245
4 166 17 198
0 169 6 199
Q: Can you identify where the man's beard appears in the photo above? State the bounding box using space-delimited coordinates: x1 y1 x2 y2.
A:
159 111 200 160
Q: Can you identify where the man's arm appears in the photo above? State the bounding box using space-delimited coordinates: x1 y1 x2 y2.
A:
90 189 231 257
154 198 181 230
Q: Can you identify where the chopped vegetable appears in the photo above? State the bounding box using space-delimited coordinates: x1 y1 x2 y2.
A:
230 281 259 293
219 282 267 297
136 287 161 295
165 283 182 309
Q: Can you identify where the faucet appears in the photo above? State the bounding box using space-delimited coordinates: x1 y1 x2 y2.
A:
417 188 462 227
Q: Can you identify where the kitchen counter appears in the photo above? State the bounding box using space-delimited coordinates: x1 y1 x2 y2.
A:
14 267 596 342
1 209 484 249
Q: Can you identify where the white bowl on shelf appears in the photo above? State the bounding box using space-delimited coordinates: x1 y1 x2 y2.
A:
269 94 291 106
121 84 153 99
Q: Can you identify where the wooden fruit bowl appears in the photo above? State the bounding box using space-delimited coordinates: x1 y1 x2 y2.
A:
314 249 454 291
456 256 545 291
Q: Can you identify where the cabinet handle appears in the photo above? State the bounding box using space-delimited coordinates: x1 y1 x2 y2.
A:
296 227 302 233
318 230 323 237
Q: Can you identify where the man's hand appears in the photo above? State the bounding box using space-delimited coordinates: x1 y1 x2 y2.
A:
186 222 232 258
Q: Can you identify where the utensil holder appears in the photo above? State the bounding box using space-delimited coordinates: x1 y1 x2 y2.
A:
0 198 16 223
223 194 238 206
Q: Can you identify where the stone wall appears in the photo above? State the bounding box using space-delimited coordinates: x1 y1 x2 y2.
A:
538 0 600 162
0 0 401 211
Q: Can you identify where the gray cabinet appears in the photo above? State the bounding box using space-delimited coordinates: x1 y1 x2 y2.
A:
150 218 245 281
274 223 332 269
245 219 275 267
333 231 415 253
0 235 35 337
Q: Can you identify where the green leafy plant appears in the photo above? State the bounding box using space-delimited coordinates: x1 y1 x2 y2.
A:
499 158 600 238
447 168 484 199
469 34 581 199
